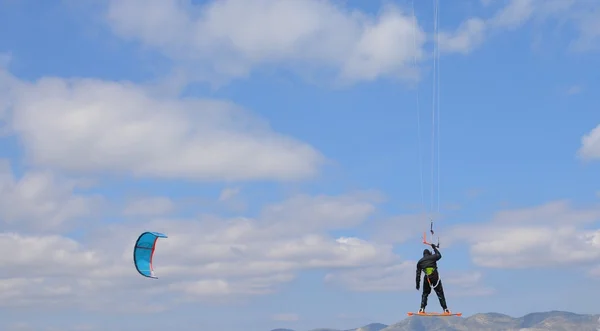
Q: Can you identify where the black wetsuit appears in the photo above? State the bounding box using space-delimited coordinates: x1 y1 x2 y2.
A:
416 245 448 310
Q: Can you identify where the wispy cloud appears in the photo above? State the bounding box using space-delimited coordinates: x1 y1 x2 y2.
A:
219 187 240 201
566 85 583 95
272 313 299 322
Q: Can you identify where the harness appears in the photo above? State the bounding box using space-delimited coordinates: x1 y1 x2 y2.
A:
424 267 440 289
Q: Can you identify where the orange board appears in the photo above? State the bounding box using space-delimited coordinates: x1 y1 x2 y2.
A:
407 311 462 317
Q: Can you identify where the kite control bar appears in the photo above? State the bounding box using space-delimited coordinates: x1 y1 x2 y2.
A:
422 220 440 248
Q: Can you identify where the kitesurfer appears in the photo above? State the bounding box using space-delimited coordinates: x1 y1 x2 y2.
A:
416 243 450 314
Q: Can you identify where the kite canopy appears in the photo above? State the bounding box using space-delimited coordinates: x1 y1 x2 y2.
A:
133 231 167 279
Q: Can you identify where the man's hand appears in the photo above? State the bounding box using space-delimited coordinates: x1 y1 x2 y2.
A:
431 243 436 248
416 283 420 290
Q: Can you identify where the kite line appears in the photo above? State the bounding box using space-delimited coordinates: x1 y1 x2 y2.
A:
411 0 441 247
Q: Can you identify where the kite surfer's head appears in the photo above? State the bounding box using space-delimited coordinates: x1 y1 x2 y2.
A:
423 249 431 256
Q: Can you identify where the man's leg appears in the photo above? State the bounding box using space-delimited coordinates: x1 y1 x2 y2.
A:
433 278 448 310
420 277 431 310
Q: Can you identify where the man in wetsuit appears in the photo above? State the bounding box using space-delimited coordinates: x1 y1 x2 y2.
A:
416 243 450 314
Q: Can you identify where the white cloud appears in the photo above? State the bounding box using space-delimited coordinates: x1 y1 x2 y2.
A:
141 212 396 281
442 271 496 297
0 192 400 310
439 0 600 54
368 214 424 245
448 200 600 268
0 233 98 279
103 0 426 85
123 197 174 216
0 232 122 310
216 187 247 212
324 261 415 292
439 0 532 55
491 200 600 224
0 159 103 232
439 18 487 54
578 124 600 160
468 226 600 268
260 191 382 233
1 71 323 182
324 261 493 296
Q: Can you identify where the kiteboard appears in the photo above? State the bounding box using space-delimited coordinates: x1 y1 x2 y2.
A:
407 311 462 317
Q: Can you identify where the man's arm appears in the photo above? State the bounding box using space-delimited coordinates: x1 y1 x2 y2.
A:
415 264 421 289
432 244 442 260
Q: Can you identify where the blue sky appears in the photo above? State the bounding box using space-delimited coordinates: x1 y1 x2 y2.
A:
1 0 600 331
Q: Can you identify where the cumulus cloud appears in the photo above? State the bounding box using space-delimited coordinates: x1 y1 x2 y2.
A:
448 200 600 268
367 214 424 245
102 0 426 85
578 124 600 160
0 191 400 310
0 70 323 182
442 271 496 297
325 261 415 292
324 261 493 296
0 159 103 232
260 191 382 233
0 232 122 310
0 233 98 279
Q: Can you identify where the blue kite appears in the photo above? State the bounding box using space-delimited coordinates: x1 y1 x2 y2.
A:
133 231 168 279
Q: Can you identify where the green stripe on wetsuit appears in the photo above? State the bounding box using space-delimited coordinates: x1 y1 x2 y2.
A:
425 267 434 275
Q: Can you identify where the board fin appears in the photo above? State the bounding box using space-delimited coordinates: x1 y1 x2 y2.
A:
407 311 462 317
